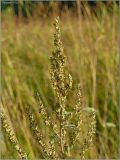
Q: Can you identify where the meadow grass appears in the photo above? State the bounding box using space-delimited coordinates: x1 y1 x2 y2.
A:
1 3 119 159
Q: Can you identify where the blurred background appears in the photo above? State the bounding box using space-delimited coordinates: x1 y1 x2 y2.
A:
1 0 119 159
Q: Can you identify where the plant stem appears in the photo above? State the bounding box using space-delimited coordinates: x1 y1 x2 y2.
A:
60 107 64 155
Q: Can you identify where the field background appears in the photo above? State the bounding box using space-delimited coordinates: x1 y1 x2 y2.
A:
1 1 119 159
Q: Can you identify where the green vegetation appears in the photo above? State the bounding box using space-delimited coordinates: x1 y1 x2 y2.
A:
1 2 119 159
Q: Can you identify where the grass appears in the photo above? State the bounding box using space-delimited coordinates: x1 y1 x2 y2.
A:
1 2 119 159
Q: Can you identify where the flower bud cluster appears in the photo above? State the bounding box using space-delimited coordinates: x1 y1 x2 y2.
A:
1 111 27 160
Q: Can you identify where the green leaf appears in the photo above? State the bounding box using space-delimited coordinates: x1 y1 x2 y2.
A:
103 122 116 128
